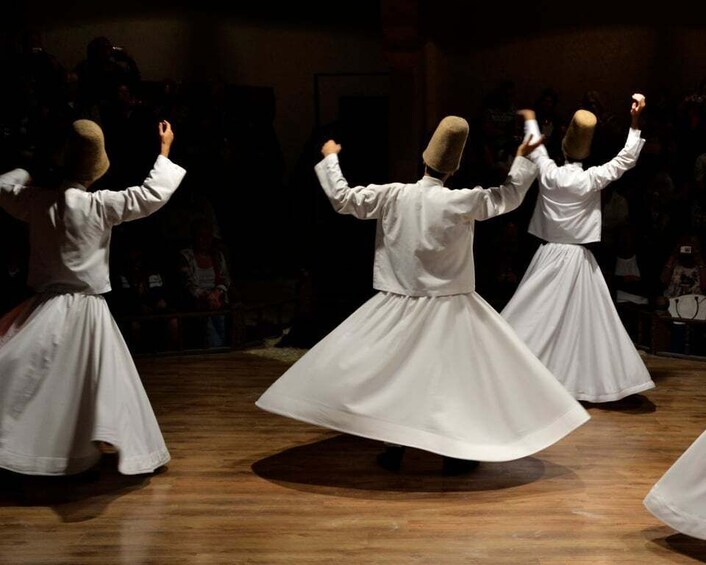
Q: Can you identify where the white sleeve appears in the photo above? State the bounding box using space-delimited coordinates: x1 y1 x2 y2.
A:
94 155 187 227
450 156 538 221
315 154 395 220
585 128 645 192
525 119 559 183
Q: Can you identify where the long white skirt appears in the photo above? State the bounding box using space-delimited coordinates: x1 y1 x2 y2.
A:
256 291 590 461
0 293 170 475
501 243 655 402
644 430 706 540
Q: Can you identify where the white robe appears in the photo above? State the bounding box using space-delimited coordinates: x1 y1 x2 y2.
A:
501 121 655 402
644 430 706 540
256 154 590 461
0 155 186 475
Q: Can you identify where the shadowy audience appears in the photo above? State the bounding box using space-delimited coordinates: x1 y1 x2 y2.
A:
6 32 706 355
178 219 233 348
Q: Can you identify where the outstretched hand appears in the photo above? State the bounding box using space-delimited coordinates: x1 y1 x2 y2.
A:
516 133 545 157
159 120 174 145
159 120 174 157
630 93 646 129
631 93 646 117
321 139 342 157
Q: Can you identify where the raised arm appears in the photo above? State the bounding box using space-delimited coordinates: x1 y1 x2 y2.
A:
95 120 186 227
314 139 394 220
159 120 179 159
518 108 558 181
586 93 646 191
451 135 542 221
630 93 646 130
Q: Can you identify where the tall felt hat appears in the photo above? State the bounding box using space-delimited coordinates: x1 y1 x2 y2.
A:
422 116 469 174
64 119 110 185
562 109 597 161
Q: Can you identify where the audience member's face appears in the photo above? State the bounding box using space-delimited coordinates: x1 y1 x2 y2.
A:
582 91 603 116
195 227 213 251
539 95 555 115
88 37 113 61
676 238 700 267
162 81 175 97
117 84 133 106
680 252 695 267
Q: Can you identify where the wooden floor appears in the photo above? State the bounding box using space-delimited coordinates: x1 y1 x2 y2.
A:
1 350 706 564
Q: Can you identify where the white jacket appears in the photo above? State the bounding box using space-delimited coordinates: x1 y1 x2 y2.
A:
525 119 645 244
315 154 537 296
0 155 186 294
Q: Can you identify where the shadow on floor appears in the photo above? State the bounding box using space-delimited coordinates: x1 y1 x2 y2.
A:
0 455 156 522
251 434 579 499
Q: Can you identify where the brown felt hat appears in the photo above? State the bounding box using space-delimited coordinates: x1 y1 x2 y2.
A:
562 109 597 161
64 119 110 185
422 116 469 174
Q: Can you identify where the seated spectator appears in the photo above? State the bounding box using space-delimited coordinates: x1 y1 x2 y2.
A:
111 238 178 352
602 184 630 241
661 235 706 354
610 224 653 341
599 180 631 272
159 179 222 252
179 219 232 348
612 224 650 305
661 235 706 299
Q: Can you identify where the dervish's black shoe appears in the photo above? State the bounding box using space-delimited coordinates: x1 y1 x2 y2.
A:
376 446 406 472
441 456 480 476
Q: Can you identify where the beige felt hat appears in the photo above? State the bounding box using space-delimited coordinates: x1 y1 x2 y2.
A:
562 109 597 161
64 119 110 185
422 116 469 174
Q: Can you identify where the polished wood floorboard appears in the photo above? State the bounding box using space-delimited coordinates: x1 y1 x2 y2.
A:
1 350 705 564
